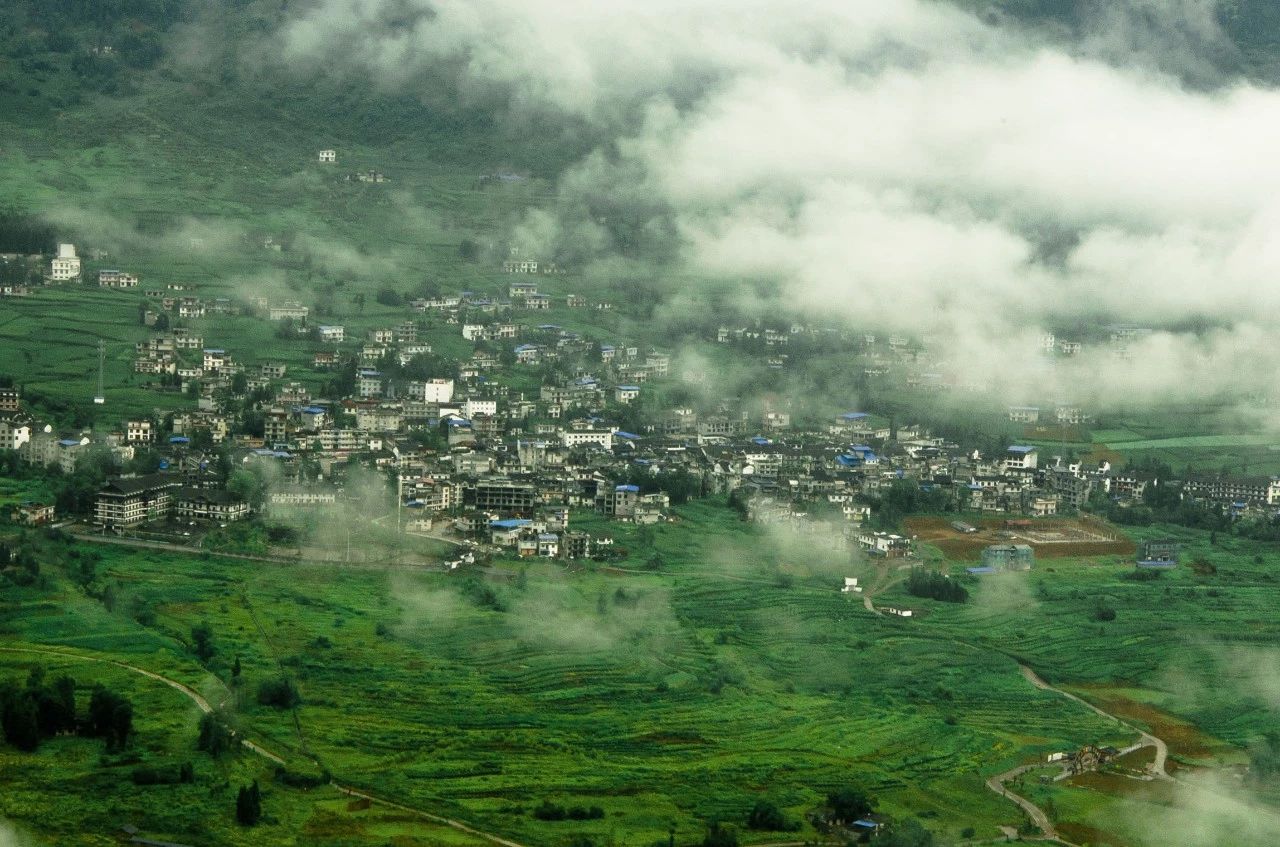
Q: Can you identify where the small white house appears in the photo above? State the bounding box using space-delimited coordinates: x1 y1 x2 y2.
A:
841 577 863 594
318 149 337 163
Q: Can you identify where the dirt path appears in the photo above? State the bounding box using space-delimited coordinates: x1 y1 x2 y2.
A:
1018 665 1170 779
979 663 1175 845
984 763 1061 842
0 645 528 847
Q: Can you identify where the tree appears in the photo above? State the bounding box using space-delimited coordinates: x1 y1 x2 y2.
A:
878 818 934 847
87 686 133 751
0 684 41 752
702 821 738 847
257 677 301 709
232 655 242 680
191 622 215 664
746 800 792 831
197 711 232 758
236 780 262 825
826 787 873 824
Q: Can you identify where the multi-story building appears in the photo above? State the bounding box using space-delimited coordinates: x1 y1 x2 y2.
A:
176 489 250 523
50 244 80 281
466 479 537 515
94 474 181 528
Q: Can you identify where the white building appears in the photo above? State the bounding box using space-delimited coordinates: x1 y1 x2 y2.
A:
318 149 337 163
318 325 345 343
463 398 497 418
408 378 454 403
51 243 81 281
0 417 31 451
562 430 614 450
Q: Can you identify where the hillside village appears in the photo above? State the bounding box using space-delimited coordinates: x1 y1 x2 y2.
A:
0 244 1275 563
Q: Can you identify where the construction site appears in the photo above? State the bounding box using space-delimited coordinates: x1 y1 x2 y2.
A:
904 515 1136 560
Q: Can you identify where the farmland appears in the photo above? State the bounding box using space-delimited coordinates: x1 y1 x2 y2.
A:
4 502 1280 845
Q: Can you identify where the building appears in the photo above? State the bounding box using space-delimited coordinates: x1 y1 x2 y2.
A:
126 420 154 443
0 416 31 450
615 385 641 404
98 270 139 288
1182 475 1280 507
981 544 1035 571
94 474 182 528
269 303 309 321
1007 406 1040 424
0 389 18 413
601 484 640 518
50 243 81 281
1005 446 1038 470
562 430 614 450
15 501 54 526
560 531 592 560
502 259 539 273
176 488 250 523
857 531 911 558
1138 539 1180 568
466 479 537 514
318 325 345 343
318 149 337 163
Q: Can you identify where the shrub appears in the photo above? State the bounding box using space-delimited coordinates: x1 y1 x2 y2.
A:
256 677 301 709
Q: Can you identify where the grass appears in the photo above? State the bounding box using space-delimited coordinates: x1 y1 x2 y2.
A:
0 502 1160 846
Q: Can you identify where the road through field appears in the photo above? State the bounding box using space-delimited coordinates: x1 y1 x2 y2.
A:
0 645 531 847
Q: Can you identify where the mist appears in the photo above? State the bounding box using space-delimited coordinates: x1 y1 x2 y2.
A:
226 0 1280 419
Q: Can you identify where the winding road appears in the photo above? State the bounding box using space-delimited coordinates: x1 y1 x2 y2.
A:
0 645 529 847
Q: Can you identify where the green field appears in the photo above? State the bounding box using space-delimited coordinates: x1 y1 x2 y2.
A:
6 502 1280 845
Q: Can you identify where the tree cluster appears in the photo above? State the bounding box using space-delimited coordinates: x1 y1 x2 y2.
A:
905 568 968 603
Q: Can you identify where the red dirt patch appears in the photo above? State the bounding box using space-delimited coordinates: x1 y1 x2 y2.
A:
1068 686 1233 761
1058 821 1128 846
904 516 1134 561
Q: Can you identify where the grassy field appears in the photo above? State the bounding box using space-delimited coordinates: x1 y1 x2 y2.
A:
2 500 1189 846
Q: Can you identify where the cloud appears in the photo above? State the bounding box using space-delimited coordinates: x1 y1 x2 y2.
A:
244 0 1280 416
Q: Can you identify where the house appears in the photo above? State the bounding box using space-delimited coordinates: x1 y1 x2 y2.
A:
615 385 641 404
269 303 309 321
318 325 345 343
502 259 539 273
561 531 592 560
15 501 54 526
50 243 81 281
509 281 538 299
840 577 862 594
1138 539 1180 568
318 149 337 163
260 363 287 380
857 531 911 558
94 474 182 528
98 269 139 288
126 420 154 443
1007 406 1040 424
566 294 586 308
357 370 383 399
0 416 31 450
1030 496 1058 517
514 344 541 364
981 544 1034 571
1004 446 1038 470
0 390 18 413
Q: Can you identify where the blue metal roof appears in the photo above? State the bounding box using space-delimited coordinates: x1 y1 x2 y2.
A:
752 436 772 445
840 412 869 420
615 431 641 440
616 484 640 492
618 385 640 391
966 566 997 574
491 518 531 529
169 436 190 444
1008 445 1036 453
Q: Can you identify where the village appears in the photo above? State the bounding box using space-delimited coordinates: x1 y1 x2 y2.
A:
0 238 1256 576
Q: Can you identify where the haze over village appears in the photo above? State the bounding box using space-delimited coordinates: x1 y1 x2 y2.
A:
5 2 1280 847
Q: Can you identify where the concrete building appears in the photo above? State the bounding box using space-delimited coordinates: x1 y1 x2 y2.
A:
50 243 80 281
981 544 1035 571
94 474 182 528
